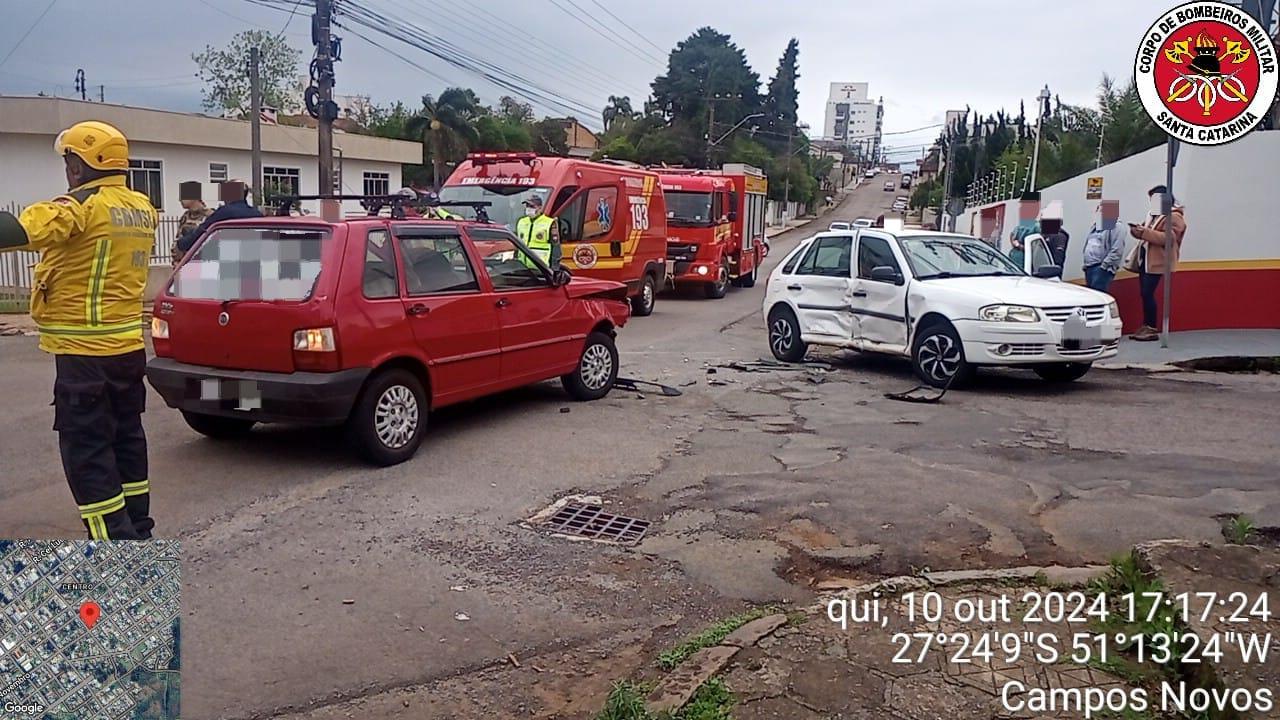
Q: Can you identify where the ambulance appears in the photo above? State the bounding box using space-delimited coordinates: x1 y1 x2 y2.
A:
654 163 768 298
439 153 668 316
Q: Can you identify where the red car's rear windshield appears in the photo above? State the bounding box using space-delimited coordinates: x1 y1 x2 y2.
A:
170 226 331 301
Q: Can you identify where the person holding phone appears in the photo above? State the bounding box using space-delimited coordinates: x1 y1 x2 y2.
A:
1128 185 1187 342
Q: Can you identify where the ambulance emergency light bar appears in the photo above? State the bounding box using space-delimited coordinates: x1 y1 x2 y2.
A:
272 194 492 222
466 152 537 165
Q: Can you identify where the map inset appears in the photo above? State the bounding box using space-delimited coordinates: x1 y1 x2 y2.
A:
0 540 180 719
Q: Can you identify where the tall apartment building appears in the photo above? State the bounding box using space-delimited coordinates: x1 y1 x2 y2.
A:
822 82 883 162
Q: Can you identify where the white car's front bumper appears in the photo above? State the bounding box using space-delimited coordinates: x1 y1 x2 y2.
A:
954 316 1123 365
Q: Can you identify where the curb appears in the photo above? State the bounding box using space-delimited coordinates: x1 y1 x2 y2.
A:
813 563 1109 609
644 613 788 714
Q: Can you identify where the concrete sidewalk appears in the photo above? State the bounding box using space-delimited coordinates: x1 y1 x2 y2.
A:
1099 329 1280 370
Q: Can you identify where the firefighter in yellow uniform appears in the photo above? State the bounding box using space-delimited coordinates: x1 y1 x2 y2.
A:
516 195 559 268
0 121 157 540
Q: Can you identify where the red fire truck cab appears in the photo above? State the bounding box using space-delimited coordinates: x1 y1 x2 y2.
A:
655 163 769 299
440 153 668 316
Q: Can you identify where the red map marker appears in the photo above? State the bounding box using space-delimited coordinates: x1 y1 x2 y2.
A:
79 601 101 630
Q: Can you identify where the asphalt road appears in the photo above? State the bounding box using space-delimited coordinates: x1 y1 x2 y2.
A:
4 178 1276 719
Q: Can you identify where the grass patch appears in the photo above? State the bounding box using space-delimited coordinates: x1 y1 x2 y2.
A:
596 681 651 720
676 678 734 720
594 678 735 720
657 607 776 670
785 611 808 627
1224 515 1256 544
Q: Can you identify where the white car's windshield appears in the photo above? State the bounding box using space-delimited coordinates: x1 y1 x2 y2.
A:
899 235 1024 279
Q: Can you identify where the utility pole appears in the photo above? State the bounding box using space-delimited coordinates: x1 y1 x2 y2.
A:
1161 138 1180 349
313 0 337 219
938 138 952 231
249 46 264 208
783 123 794 225
98 85 104 102
1030 85 1050 191
74 69 86 101
706 99 715 168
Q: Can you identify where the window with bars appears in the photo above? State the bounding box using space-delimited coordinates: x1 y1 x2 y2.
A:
127 159 163 210
263 166 300 210
363 171 390 197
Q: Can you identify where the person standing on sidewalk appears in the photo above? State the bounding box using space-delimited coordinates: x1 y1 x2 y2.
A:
1128 185 1186 342
0 121 157 539
1082 199 1125 293
171 181 212 265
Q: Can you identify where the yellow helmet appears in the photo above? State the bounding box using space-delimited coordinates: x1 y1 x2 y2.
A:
53 121 129 171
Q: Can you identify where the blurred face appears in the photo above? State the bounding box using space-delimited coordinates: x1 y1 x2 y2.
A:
63 155 85 189
1040 218 1062 235
1097 200 1119 230
1018 201 1040 222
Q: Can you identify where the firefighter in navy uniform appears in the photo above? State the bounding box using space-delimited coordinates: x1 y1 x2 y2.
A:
0 121 158 540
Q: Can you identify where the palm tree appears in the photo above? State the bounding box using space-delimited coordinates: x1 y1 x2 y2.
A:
602 95 634 133
406 88 481 189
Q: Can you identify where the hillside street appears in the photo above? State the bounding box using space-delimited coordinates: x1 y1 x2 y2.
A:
2 182 1278 719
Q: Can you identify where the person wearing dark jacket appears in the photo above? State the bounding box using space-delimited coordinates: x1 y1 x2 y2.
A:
175 180 261 254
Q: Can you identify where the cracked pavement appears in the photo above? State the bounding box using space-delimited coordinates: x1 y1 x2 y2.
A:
2 183 1278 718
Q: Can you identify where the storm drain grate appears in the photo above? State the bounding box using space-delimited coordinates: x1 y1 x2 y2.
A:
540 502 651 544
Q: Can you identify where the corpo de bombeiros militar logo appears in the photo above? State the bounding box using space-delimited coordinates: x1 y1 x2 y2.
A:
1135 0 1279 145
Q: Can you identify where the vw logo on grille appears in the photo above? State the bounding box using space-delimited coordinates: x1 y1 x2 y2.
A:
217 311 230 327
1075 307 1086 317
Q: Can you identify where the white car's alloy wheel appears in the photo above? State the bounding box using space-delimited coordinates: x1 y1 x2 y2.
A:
917 332 962 382
770 317 794 356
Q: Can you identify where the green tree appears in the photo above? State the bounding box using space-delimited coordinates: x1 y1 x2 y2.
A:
650 27 763 166
593 136 638 161
761 38 800 154
406 88 481 189
192 30 302 118
498 96 534 124
530 117 569 156
602 95 635 132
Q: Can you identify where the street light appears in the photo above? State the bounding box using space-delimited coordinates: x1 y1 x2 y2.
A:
711 112 764 146
1030 84 1050 192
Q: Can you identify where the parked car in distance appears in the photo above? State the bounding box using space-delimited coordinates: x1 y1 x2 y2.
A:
762 229 1122 387
828 221 851 231
147 210 632 466
883 181 895 192
901 175 912 189
852 218 874 228
864 169 878 178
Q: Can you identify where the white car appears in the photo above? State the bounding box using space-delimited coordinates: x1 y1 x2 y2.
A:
829 221 851 231
852 218 874 228
761 230 1122 387
864 169 877 178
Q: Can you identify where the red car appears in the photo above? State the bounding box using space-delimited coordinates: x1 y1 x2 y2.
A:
146 212 631 465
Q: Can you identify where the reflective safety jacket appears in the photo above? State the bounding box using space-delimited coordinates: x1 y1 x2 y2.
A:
9 176 157 356
516 213 555 265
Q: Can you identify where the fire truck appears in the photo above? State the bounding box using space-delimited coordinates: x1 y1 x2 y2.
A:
654 163 768 298
439 153 668 316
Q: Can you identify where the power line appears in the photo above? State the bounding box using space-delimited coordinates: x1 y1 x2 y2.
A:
447 0 650 99
330 1 607 127
541 0 665 66
0 0 58 71
276 0 306 38
587 0 668 55
376 0 630 107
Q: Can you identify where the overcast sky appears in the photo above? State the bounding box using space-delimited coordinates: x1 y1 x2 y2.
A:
0 0 1173 163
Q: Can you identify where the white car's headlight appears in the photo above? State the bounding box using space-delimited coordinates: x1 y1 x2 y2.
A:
1107 300 1120 319
979 304 1040 322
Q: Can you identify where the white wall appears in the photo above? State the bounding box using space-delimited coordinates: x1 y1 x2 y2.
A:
958 131 1280 281
0 134 405 217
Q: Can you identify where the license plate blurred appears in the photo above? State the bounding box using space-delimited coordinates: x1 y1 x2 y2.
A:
191 378 262 411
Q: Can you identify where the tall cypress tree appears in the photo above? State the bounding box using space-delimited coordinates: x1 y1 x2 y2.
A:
763 38 800 146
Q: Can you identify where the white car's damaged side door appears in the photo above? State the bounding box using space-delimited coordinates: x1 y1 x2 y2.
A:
787 234 858 343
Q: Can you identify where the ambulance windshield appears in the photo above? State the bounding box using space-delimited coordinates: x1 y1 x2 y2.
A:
665 191 714 227
437 184 552 230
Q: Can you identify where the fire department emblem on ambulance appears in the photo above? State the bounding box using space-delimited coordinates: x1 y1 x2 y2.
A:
1134 0 1278 146
573 244 598 269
